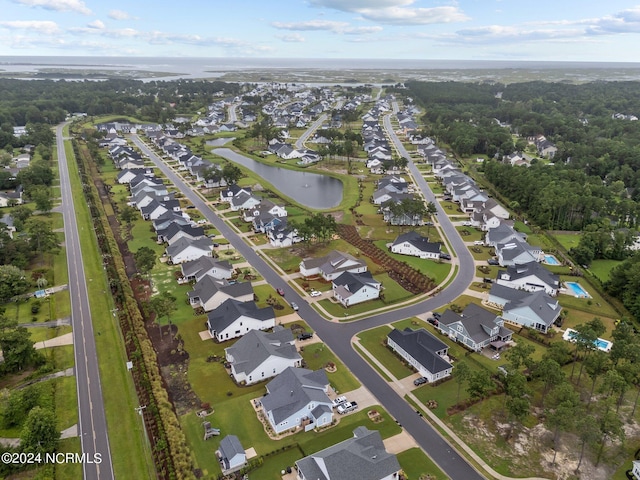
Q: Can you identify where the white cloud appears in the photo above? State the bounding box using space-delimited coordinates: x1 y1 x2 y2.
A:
342 26 383 34
357 5 469 25
272 19 382 35
108 9 131 21
14 0 92 15
86 20 105 30
272 20 349 32
309 0 413 11
277 33 306 43
308 0 468 26
0 20 60 35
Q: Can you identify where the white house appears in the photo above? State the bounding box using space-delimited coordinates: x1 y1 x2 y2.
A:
496 238 542 267
217 435 246 472
166 237 213 264
387 328 452 383
295 427 401 480
180 257 233 283
189 276 254 312
390 231 441 259
495 261 560 296
259 367 333 434
332 271 381 307
299 250 367 281
632 460 640 480
206 299 275 342
225 326 302 385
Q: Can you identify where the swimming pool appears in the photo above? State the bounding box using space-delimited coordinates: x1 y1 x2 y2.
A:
563 328 613 352
566 281 590 298
544 254 560 265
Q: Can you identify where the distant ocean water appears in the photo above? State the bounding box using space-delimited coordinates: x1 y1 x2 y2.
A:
1 56 640 82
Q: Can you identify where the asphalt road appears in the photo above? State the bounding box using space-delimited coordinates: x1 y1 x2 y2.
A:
131 134 483 480
56 124 114 480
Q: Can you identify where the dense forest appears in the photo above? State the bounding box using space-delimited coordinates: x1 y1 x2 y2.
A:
404 80 640 320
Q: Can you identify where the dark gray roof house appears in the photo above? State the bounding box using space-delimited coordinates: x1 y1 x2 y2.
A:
387 328 452 382
438 303 513 352
295 426 401 480
206 299 275 342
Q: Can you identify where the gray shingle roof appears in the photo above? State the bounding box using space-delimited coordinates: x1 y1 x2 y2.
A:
391 231 441 254
295 427 400 480
207 299 274 333
388 328 451 374
225 327 300 377
497 261 559 288
218 435 244 470
189 276 253 304
440 304 510 344
166 237 213 258
332 271 380 294
181 256 232 280
261 368 330 425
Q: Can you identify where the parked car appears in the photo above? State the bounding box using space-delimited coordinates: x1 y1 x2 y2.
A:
440 253 451 260
473 240 485 246
332 396 347 407
432 311 442 319
462 221 472 226
298 332 314 341
290 302 299 311
309 290 321 297
277 288 285 296
427 317 439 326
337 401 358 414
487 258 500 265
212 243 219 247
413 377 427 386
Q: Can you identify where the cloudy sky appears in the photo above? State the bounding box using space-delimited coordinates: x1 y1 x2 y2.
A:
1 0 640 61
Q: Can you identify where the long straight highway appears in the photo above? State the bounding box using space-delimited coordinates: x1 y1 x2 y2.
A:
56 124 114 480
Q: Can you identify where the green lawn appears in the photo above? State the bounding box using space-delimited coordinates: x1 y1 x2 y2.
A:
456 226 484 242
356 325 416 380
557 277 619 318
552 232 582 250
64 138 150 479
300 342 361 394
397 448 448 480
372 240 452 285
588 259 622 282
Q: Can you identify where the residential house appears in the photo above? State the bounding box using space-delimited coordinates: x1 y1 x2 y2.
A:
189 276 254 312
0 214 16 238
217 435 246 472
487 284 562 333
332 271 381 307
0 189 23 207
229 191 261 212
259 367 333 434
299 250 367 281
387 328 453 383
438 303 513 352
267 221 300 248
165 237 213 264
496 238 542 266
295 426 401 480
152 211 190 232
225 326 302 385
206 299 275 342
485 223 527 248
157 223 205 246
390 231 441 259
180 257 233 283
495 261 560 296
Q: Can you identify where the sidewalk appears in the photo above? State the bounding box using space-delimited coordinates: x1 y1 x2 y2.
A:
352 335 550 480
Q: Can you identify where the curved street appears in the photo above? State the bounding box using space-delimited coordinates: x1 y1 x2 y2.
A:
131 135 483 480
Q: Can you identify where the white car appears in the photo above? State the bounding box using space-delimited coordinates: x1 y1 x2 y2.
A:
309 290 321 297
337 401 358 415
332 396 347 407
473 240 485 246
